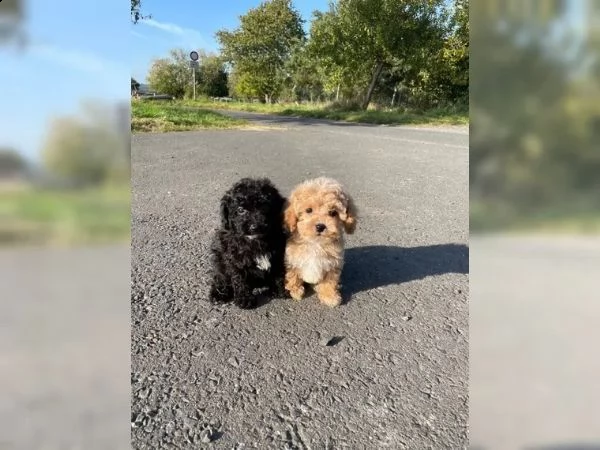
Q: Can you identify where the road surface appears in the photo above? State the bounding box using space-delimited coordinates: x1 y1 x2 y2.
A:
0 246 130 450
2 115 595 450
2 235 596 449
470 235 600 450
131 115 469 449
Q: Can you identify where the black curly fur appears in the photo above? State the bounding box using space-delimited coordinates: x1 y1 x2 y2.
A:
209 178 287 309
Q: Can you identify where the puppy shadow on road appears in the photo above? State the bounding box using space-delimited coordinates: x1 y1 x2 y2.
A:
342 244 468 297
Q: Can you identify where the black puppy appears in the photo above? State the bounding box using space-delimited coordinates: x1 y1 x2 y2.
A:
209 177 287 309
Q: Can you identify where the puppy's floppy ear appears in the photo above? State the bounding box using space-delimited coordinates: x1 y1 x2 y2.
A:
283 198 298 233
342 194 358 234
220 193 232 230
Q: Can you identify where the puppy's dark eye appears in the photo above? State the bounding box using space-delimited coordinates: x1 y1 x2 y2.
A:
237 206 246 214
329 210 338 217
305 208 313 214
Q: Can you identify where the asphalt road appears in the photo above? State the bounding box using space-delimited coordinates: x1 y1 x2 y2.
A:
0 246 130 450
2 118 595 450
131 116 469 448
470 236 600 450
2 236 596 449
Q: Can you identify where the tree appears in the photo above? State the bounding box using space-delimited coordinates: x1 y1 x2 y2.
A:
309 0 446 110
197 55 229 97
308 6 370 103
468 1 600 229
146 49 229 99
425 0 469 104
0 0 26 48
283 43 324 102
147 49 189 98
216 0 305 103
41 105 129 187
131 0 149 24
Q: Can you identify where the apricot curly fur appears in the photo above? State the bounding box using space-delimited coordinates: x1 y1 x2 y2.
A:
283 177 358 307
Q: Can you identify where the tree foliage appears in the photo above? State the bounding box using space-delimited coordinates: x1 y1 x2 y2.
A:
427 0 469 103
284 43 324 101
198 55 229 97
131 0 149 24
147 49 229 99
147 49 190 99
309 0 447 109
216 0 305 102
41 105 129 186
308 7 367 100
469 1 600 228
144 0 469 108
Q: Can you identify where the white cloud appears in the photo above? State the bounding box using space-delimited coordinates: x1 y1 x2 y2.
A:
131 30 149 40
140 18 211 51
142 19 187 35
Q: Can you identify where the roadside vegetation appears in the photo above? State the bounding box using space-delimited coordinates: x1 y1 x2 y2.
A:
131 100 247 132
185 98 468 126
135 0 469 127
0 103 130 247
1 185 130 246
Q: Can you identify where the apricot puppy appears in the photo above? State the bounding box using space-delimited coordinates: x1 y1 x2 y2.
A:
283 177 357 307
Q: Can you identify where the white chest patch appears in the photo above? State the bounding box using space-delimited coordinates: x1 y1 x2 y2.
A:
300 258 324 284
255 254 271 271
286 241 343 285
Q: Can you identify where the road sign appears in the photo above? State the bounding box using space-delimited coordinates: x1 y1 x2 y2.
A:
190 51 199 61
189 61 199 69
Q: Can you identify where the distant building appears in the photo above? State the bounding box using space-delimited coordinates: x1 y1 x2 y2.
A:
138 83 152 94
131 78 140 96
131 78 152 96
0 147 31 190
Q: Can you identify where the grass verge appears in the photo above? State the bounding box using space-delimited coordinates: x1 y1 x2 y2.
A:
0 186 131 247
186 98 469 126
471 202 600 234
277 107 468 125
132 100 247 132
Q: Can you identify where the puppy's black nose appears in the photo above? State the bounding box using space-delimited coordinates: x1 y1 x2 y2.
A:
315 223 326 233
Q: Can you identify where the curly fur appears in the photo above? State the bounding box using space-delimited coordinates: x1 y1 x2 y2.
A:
283 177 358 307
209 177 287 309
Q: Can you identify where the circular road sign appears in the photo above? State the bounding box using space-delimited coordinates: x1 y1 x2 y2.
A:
190 51 199 61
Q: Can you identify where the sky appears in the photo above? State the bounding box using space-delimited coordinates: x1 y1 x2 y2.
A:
0 0 130 161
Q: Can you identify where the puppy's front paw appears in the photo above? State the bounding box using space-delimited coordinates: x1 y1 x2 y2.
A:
287 285 305 301
315 275 342 307
318 291 342 307
270 277 287 298
209 280 231 303
234 294 259 309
